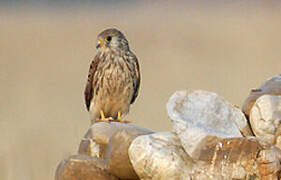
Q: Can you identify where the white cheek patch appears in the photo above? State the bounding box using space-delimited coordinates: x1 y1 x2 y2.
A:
110 38 120 48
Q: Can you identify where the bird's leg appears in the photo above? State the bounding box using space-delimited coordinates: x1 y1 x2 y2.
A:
96 110 111 122
117 111 131 123
117 111 122 121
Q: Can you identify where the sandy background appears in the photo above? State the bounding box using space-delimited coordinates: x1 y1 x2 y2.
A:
0 1 281 179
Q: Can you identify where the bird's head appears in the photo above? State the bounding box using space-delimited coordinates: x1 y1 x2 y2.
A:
96 28 129 53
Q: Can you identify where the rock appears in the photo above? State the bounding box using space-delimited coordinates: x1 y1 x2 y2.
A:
55 155 118 180
242 74 281 118
78 122 154 179
257 147 281 179
79 122 154 156
128 130 281 179
167 90 250 158
129 131 194 180
250 95 281 148
189 137 281 180
232 106 254 137
79 138 103 158
106 128 151 179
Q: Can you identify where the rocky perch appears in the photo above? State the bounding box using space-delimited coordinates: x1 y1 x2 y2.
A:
56 75 281 180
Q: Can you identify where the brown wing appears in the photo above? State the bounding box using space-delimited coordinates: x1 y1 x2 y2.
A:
84 55 101 111
130 55 141 104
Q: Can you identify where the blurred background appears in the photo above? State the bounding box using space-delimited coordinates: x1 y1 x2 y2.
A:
0 0 281 179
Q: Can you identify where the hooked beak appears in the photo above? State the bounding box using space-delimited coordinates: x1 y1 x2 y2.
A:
96 39 104 49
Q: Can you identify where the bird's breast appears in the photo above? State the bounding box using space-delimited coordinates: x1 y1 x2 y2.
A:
94 56 134 98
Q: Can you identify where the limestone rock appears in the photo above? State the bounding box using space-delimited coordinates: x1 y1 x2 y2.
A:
250 95 281 148
242 74 281 118
167 90 250 158
233 106 254 136
190 137 281 180
257 146 281 179
78 122 154 179
128 130 281 179
79 138 103 158
106 128 151 179
129 131 194 180
55 155 118 180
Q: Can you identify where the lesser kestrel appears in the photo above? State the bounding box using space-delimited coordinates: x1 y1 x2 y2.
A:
84 28 140 123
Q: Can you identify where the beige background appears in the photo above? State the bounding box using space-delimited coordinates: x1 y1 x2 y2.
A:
0 1 281 179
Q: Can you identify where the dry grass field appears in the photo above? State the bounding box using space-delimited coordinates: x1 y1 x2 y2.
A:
0 1 281 179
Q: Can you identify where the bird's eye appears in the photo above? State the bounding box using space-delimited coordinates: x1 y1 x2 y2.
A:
105 36 112 42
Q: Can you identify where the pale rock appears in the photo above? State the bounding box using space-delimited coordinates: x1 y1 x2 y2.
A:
78 122 153 180
242 74 281 118
167 90 248 158
79 122 153 158
257 146 281 179
55 155 118 180
232 106 254 136
129 131 194 180
79 138 101 157
106 128 151 179
57 120 281 180
250 95 281 148
189 137 281 179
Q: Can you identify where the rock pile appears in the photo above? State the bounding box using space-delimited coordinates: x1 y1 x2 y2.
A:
56 75 281 180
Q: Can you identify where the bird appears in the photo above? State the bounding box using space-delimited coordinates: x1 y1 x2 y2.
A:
84 28 140 124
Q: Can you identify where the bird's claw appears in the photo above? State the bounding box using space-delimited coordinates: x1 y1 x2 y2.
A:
96 117 114 123
116 119 131 123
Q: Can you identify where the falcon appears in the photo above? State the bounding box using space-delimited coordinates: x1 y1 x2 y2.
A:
84 28 140 123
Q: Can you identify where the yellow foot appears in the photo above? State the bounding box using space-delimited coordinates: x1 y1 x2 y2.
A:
96 110 113 123
96 117 114 123
117 119 131 123
116 111 131 123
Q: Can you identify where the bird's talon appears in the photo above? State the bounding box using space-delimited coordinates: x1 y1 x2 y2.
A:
117 119 131 123
96 117 113 123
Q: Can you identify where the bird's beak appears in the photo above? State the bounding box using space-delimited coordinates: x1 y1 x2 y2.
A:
96 39 104 49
